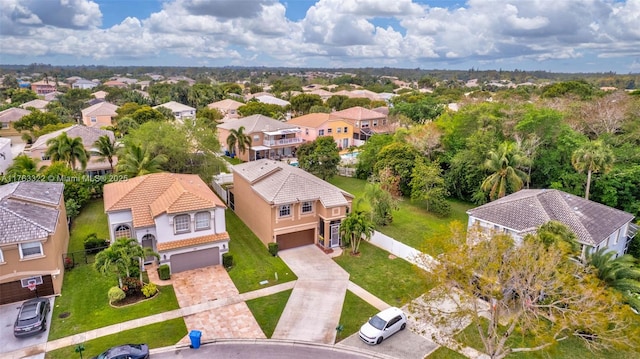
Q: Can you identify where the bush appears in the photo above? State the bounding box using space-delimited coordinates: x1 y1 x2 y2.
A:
157 264 171 280
268 243 279 257
222 253 234 268
84 233 109 254
141 282 158 298
121 277 142 296
108 286 126 303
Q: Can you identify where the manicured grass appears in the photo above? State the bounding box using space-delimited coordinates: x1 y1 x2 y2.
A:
329 176 473 256
335 290 379 342
225 211 297 293
245 289 292 338
49 262 180 340
426 346 468 359
334 241 434 307
223 155 243 165
68 198 110 253
45 318 187 359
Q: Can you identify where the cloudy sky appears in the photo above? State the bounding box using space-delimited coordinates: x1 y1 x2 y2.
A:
1 0 639 73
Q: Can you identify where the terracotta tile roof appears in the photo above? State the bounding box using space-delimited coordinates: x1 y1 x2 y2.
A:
286 113 331 128
81 101 118 117
208 99 244 111
218 114 298 133
331 106 387 121
104 173 225 228
157 232 230 251
467 189 635 246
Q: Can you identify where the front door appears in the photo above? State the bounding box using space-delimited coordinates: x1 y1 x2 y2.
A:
141 234 156 264
330 222 340 247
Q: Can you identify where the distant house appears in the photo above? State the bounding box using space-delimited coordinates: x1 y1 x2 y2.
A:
92 90 109 99
467 189 638 259
81 102 118 128
0 137 13 174
0 107 31 136
30 80 57 95
20 99 49 112
306 89 334 101
43 91 63 101
255 95 290 107
72 79 99 90
286 113 354 150
103 173 229 274
218 114 302 162
230 159 354 250
332 106 393 143
208 99 244 119
103 80 127 88
0 181 69 305
153 101 196 123
27 125 117 175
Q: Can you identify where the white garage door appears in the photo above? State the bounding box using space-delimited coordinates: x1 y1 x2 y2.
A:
170 248 220 273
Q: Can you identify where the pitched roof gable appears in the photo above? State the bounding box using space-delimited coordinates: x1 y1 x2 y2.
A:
30 125 115 151
154 101 195 112
286 113 331 128
332 106 387 121
81 102 118 117
0 107 31 123
218 114 297 133
208 99 244 110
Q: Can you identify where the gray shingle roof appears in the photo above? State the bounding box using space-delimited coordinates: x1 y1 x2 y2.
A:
0 182 63 244
467 189 635 246
233 159 354 208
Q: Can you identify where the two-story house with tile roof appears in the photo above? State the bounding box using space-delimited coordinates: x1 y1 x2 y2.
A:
467 189 638 258
332 106 393 144
286 113 354 150
30 80 57 95
0 182 69 305
154 101 196 123
207 99 244 120
81 102 119 128
230 159 354 250
0 107 31 137
103 173 230 274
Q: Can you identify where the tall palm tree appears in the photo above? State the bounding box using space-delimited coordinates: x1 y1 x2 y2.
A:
116 144 167 178
226 126 252 157
45 132 88 170
571 140 615 200
6 154 39 176
92 135 118 172
339 209 375 255
588 248 640 310
481 141 529 201
95 238 159 286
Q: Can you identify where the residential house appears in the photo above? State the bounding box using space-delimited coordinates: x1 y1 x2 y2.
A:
153 101 196 123
306 89 334 101
103 173 229 274
0 107 31 136
286 113 354 150
218 114 302 162
255 94 290 107
230 159 354 250
92 90 108 100
332 106 392 144
0 137 13 174
466 189 638 259
30 80 57 95
81 102 119 128
208 99 244 120
72 79 99 90
27 125 117 175
103 80 127 88
20 99 49 112
43 91 63 101
0 181 69 305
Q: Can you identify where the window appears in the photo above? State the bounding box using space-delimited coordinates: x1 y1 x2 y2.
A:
279 204 291 217
336 127 342 133
344 127 348 133
2 122 9 129
174 214 190 233
361 121 369 128
305 128 309 135
327 128 332 134
41 154 50 161
318 129 325 136
373 120 378 126
253 135 260 142
0 248 4 262
301 201 313 213
195 212 211 230
114 224 132 239
90 116 97 123
19 242 43 258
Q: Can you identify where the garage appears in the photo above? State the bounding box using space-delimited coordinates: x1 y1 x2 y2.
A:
0 275 54 305
276 229 315 250
170 248 220 273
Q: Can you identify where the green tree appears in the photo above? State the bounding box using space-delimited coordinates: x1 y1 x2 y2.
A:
237 101 286 119
410 159 450 216
373 142 419 196
390 97 445 124
41 163 92 217
355 134 394 180
95 238 158 286
226 126 252 157
297 136 340 180
571 140 615 200
364 182 398 226
289 93 323 115
116 144 167 178
6 154 39 176
131 106 169 124
45 132 88 170
481 141 529 201
339 209 375 255
588 248 640 310
7 88 38 104
92 135 118 172
326 95 348 111
13 110 62 132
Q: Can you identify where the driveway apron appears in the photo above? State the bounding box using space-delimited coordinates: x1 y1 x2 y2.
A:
272 245 349 344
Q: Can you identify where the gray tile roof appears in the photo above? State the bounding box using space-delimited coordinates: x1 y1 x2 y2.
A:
30 124 115 151
467 189 635 246
0 182 63 244
218 114 297 133
233 159 354 208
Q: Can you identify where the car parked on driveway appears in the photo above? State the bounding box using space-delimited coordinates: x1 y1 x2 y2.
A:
359 306 407 345
93 344 150 359
13 298 50 337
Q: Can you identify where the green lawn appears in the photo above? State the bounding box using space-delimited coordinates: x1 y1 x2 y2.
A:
223 155 243 165
68 198 110 253
45 318 187 359
245 289 292 338
426 347 468 359
328 177 473 256
225 211 297 293
335 290 379 342
334 241 434 307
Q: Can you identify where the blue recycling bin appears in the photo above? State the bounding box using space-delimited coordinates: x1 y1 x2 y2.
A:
189 330 202 349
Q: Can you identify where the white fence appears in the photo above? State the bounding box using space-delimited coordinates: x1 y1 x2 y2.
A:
369 231 437 272
337 166 356 177
211 173 233 203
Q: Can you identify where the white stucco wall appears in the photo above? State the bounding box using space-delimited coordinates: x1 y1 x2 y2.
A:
154 209 220 244
106 210 133 242
0 138 12 175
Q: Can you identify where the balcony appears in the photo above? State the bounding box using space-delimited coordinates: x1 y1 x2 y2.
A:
263 137 303 147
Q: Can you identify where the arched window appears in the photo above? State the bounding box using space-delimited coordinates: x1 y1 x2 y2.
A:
174 214 191 233
195 211 211 230
114 224 132 239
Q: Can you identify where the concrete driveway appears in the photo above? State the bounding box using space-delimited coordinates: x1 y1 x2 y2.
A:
0 297 54 359
272 245 349 344
338 326 439 359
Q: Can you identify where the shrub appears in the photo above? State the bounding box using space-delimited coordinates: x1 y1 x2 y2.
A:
64 256 74 270
84 233 109 254
157 264 171 280
222 252 234 268
108 286 126 303
268 243 279 257
142 282 158 298
121 277 142 296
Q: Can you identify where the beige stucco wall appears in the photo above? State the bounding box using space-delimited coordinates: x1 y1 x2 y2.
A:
82 114 113 128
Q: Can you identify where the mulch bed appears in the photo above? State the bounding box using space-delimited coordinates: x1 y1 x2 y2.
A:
111 291 157 307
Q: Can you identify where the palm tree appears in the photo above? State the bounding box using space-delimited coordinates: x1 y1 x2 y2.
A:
116 144 167 178
226 126 252 158
481 141 529 201
571 140 615 200
339 209 375 255
92 135 118 172
45 132 88 170
95 238 159 286
588 248 640 310
6 154 39 175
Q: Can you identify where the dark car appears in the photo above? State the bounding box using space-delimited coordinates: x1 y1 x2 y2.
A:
14 298 50 337
93 344 150 359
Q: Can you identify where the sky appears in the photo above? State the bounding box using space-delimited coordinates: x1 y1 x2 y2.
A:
1 0 639 73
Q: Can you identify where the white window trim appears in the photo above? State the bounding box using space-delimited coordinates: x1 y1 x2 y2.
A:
19 242 44 259
279 204 291 218
0 248 4 263
301 201 313 214
174 214 191 234
195 211 211 231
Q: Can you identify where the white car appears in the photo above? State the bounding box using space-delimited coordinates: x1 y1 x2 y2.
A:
358 307 407 345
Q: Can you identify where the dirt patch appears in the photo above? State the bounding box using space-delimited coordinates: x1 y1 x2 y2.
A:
388 254 397 260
